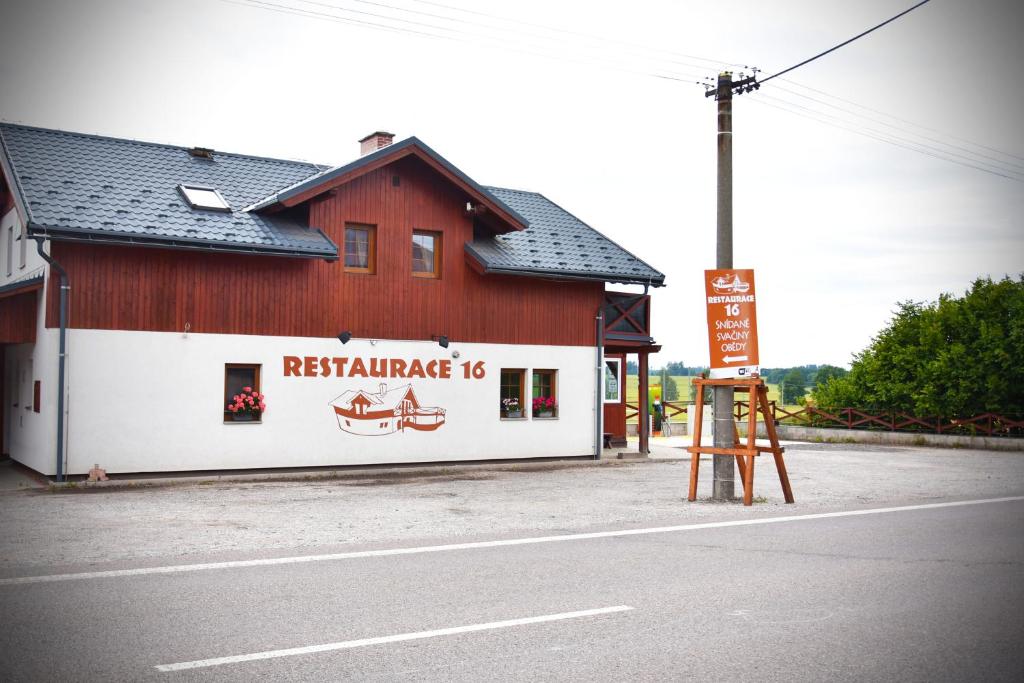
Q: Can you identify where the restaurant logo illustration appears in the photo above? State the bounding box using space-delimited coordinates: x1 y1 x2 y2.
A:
281 354 485 437
330 383 446 436
710 274 750 294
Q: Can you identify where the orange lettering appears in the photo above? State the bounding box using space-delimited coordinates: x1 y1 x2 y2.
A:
389 359 408 378
283 356 301 376
439 360 451 379
408 359 426 378
332 357 348 376
350 357 368 377
319 357 332 377
303 356 318 377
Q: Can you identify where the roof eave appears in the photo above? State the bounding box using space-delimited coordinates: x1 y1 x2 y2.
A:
27 222 340 261
464 243 666 287
0 274 44 300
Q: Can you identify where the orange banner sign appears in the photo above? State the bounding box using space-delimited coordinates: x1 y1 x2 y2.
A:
704 269 760 379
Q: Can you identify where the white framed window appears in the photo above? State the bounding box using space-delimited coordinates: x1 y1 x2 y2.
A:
18 222 27 268
603 358 622 403
178 185 231 212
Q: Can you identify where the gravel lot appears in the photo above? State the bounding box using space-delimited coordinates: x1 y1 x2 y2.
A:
1 443 1022 576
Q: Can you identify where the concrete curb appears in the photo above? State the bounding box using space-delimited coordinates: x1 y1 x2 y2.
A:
46 455 690 492
775 425 1024 452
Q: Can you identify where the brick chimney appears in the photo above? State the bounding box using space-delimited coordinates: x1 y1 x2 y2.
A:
359 131 395 156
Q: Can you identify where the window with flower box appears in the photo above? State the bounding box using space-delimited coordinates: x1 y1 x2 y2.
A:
531 369 558 418
224 364 264 423
500 368 525 419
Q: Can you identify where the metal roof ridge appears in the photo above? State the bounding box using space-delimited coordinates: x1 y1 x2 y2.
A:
482 185 542 195
241 166 340 212
0 121 326 171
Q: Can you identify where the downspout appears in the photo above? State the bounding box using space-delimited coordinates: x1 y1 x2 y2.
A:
594 310 604 459
34 237 68 482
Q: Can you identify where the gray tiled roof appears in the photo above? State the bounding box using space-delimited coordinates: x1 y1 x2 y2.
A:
468 187 665 287
0 123 337 258
0 124 665 284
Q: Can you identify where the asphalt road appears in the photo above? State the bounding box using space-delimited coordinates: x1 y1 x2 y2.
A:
1 497 1022 682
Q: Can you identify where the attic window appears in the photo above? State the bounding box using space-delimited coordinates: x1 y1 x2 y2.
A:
178 185 231 212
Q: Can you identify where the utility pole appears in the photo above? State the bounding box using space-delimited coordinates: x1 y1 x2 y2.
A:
705 70 758 500
712 71 735 500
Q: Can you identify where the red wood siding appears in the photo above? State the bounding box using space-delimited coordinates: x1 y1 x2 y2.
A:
47 156 605 346
0 291 38 344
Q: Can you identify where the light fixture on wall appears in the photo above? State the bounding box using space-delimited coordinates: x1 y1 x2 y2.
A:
337 331 352 344
432 334 450 349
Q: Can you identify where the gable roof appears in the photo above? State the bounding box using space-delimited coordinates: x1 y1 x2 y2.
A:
466 188 666 287
0 123 338 259
0 124 665 285
246 136 529 233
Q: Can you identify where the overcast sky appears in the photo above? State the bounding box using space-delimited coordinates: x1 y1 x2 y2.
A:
2 0 1021 368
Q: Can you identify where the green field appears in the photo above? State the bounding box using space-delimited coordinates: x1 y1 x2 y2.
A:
625 374 786 423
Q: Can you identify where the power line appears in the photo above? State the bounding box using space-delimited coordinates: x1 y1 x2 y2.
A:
778 78 1024 165
768 83 1024 175
225 0 1022 180
760 0 932 84
405 0 746 70
338 0 1024 169
750 94 1024 182
756 92 1022 179
296 0 729 76
225 0 709 85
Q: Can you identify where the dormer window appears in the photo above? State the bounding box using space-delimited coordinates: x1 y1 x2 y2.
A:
178 185 231 212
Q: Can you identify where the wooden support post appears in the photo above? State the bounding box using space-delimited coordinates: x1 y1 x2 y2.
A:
757 383 794 504
638 351 649 455
686 377 793 506
687 382 704 501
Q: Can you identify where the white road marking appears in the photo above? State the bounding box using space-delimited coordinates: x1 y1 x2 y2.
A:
154 605 634 672
2 496 1022 586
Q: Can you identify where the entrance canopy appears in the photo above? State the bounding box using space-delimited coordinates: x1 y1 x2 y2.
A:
0 275 42 344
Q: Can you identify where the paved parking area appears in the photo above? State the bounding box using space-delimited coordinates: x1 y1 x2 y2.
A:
0 442 1021 576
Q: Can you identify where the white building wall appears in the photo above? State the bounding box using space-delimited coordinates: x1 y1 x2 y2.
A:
60 330 598 474
3 320 58 474
1 206 45 288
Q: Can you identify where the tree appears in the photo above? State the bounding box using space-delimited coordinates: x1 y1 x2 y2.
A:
812 365 848 388
663 374 679 401
814 276 1024 415
625 360 638 375
781 368 807 405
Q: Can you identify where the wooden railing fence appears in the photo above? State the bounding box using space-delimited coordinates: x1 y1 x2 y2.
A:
625 400 1023 438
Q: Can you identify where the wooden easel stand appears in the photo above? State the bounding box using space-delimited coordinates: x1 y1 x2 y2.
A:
686 377 794 506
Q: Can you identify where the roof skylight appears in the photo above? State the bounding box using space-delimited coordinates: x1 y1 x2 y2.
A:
179 185 231 212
